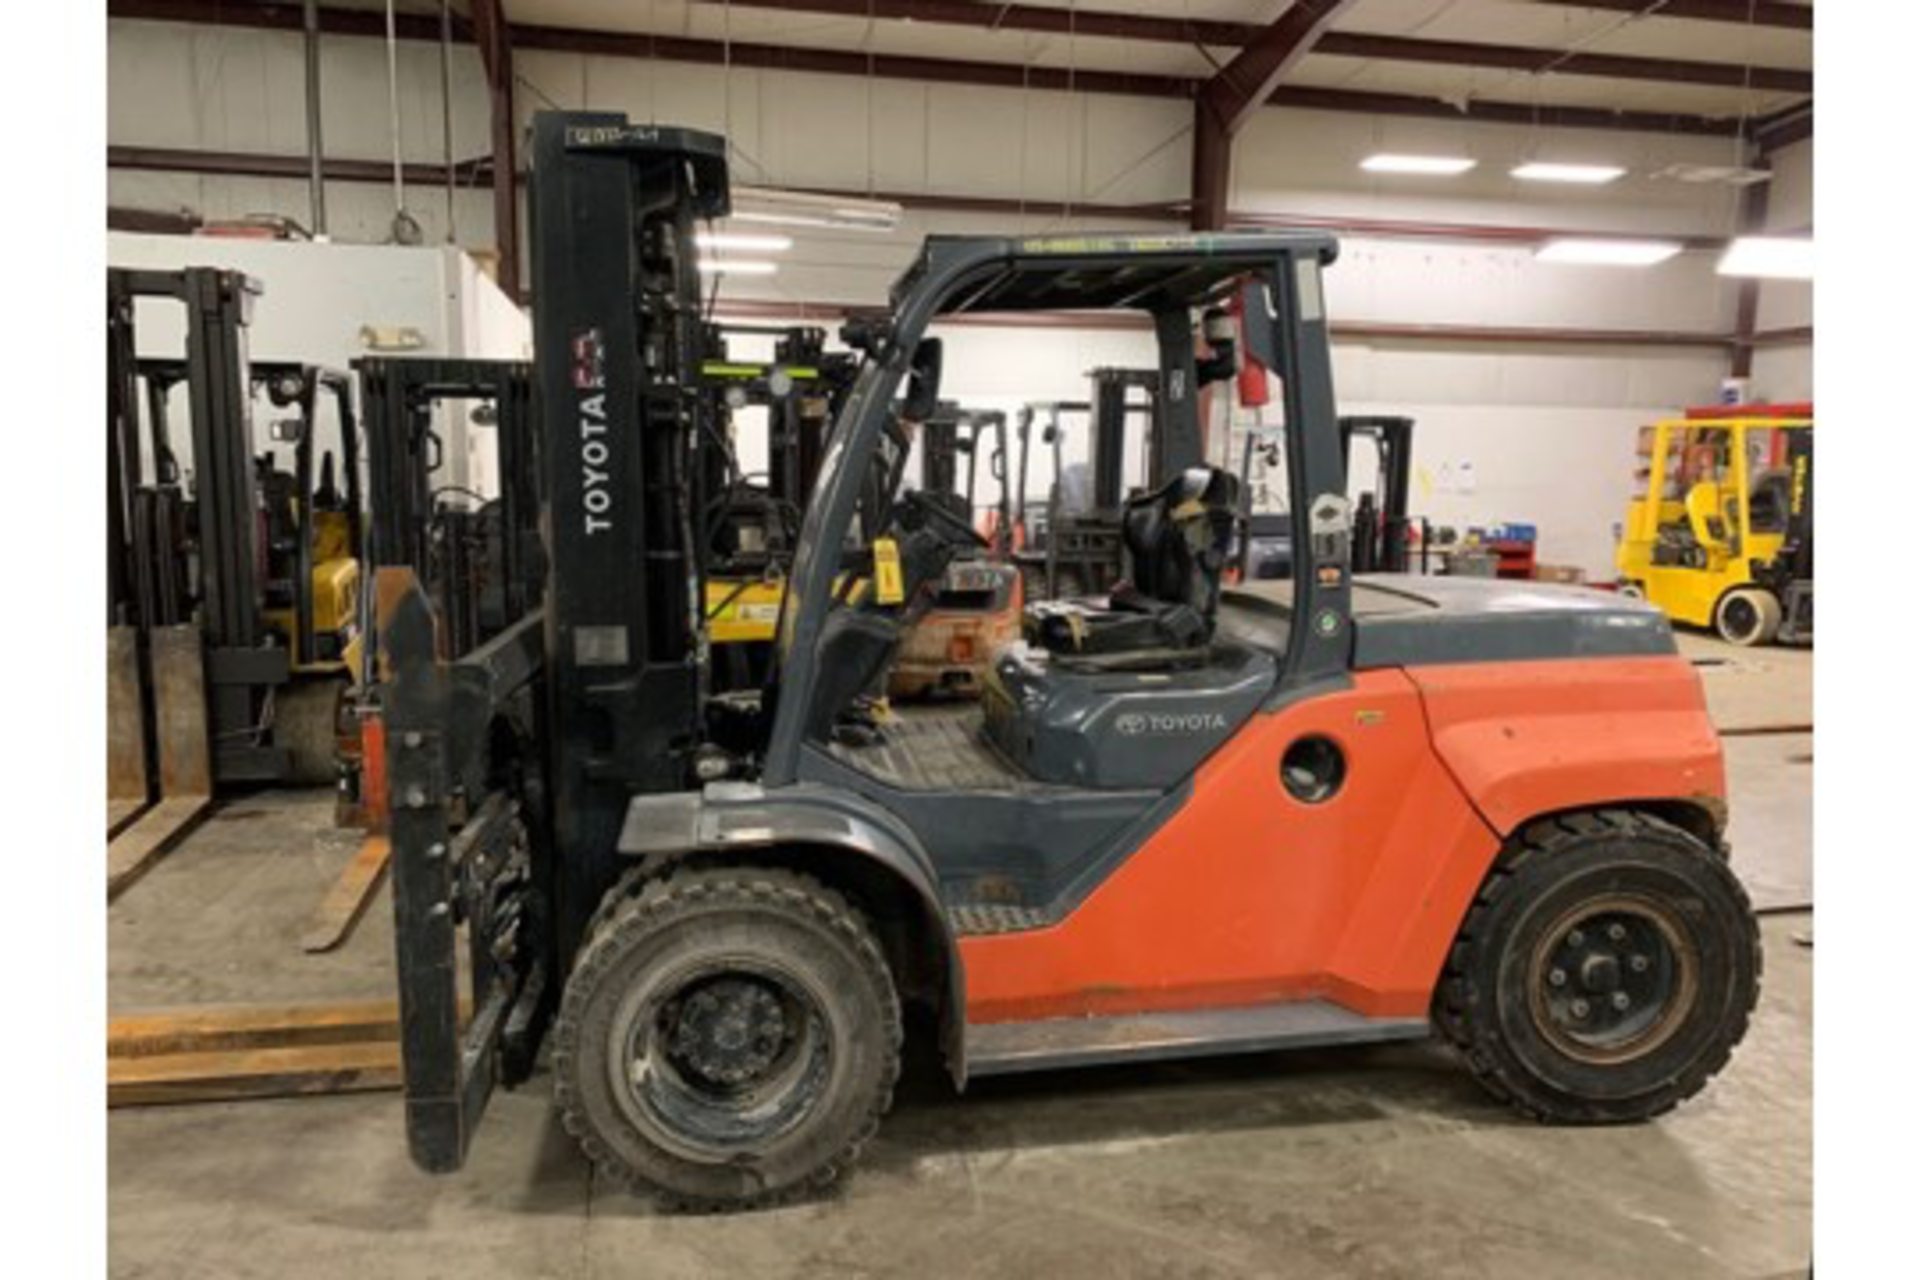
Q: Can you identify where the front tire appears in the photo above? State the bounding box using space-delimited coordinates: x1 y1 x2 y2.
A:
553 866 902 1209
1715 586 1783 646
1436 810 1760 1123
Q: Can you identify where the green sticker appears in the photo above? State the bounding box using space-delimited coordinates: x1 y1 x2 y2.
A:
1316 610 1340 637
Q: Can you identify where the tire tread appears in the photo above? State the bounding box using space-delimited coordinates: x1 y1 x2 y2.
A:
551 864 903 1211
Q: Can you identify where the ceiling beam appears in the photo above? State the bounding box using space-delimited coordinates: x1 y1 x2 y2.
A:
1193 2 1353 230
107 143 1741 251
1203 1 1354 138
470 0 519 301
1529 1 1813 32
107 0 1756 140
1752 102 1813 153
1313 32 1809 93
679 0 1810 94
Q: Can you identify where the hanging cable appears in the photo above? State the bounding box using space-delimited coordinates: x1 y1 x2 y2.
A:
439 0 456 242
383 0 421 244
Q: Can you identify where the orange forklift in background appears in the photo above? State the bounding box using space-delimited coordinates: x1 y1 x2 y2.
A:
375 114 1760 1210
888 402 1024 700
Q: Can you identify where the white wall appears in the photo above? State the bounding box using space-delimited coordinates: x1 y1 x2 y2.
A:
1749 136 1814 403
108 15 1787 579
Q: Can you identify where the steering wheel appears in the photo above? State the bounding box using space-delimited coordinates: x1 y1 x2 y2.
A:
899 489 990 550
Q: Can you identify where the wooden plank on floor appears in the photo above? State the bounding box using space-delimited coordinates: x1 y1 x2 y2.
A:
107 625 150 825
107 797 150 841
106 795 212 902
301 835 392 954
108 1039 401 1108
109 1000 403 1060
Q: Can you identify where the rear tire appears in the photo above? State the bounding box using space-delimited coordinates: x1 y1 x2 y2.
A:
1714 586 1783 646
553 866 901 1209
1436 809 1760 1123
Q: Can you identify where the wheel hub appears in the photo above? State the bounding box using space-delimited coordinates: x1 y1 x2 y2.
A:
1530 898 1699 1064
666 978 791 1088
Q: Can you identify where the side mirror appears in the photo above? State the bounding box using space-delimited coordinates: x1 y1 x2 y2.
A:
903 338 943 422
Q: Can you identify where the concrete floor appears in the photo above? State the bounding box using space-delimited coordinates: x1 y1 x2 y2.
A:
106 917 1811 1280
108 643 1813 1279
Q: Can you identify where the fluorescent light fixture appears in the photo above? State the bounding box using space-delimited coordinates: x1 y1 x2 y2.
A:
1512 161 1626 185
1360 153 1477 176
732 186 902 232
1653 162 1772 188
1717 235 1813 280
1535 238 1684 267
695 259 779 276
695 231 794 252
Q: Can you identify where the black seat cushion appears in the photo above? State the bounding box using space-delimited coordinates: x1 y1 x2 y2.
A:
1029 466 1240 658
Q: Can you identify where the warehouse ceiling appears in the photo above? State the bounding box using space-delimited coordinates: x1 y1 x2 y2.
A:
493 0 1814 124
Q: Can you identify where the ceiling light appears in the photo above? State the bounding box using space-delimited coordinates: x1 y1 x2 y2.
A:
1360 153 1477 176
1535 238 1685 267
1653 162 1772 188
695 231 794 252
1512 162 1626 185
1717 236 1813 280
731 186 901 232
696 259 779 276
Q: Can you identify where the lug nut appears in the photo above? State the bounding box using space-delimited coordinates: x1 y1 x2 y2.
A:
1571 999 1590 1018
1568 929 1586 947
1548 968 1568 987
1608 923 1627 942
1612 992 1631 1011
1630 954 1650 973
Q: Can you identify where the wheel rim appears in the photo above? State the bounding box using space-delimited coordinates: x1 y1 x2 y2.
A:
1527 895 1700 1064
1721 595 1758 640
608 958 833 1162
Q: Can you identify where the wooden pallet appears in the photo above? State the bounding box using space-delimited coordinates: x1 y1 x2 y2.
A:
106 626 213 901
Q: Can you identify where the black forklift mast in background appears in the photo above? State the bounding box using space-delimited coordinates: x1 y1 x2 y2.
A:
108 266 306 785
697 323 857 578
356 357 540 660
1341 415 1417 575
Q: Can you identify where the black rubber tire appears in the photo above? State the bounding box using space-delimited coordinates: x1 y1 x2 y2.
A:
1436 809 1761 1123
553 866 902 1210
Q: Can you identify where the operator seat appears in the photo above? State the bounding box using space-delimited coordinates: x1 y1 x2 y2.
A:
1028 466 1241 661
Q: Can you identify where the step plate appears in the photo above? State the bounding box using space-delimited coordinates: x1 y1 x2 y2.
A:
967 999 1429 1077
950 902 1053 936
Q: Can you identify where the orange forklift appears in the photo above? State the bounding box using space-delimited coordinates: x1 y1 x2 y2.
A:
888 402 1024 699
375 114 1759 1210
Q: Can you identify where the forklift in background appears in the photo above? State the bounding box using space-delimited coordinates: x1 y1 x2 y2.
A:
1239 414 1423 580
697 326 857 689
1008 398 1089 599
108 267 364 795
1616 406 1813 645
339 355 539 830
375 112 1759 1210
888 403 1023 699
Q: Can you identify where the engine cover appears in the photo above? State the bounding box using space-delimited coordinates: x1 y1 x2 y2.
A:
982 640 1276 789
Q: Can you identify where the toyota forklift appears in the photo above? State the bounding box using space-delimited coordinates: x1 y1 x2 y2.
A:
376 113 1759 1210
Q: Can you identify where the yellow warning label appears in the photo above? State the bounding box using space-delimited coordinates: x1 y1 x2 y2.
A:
873 538 905 605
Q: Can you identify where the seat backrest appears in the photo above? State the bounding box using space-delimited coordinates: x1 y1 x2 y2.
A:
1121 466 1241 614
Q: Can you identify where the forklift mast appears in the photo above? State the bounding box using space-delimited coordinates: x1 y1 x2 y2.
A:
1341 415 1416 574
526 114 731 956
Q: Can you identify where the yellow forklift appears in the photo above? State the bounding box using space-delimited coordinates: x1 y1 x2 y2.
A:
697 327 857 688
1616 405 1813 646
